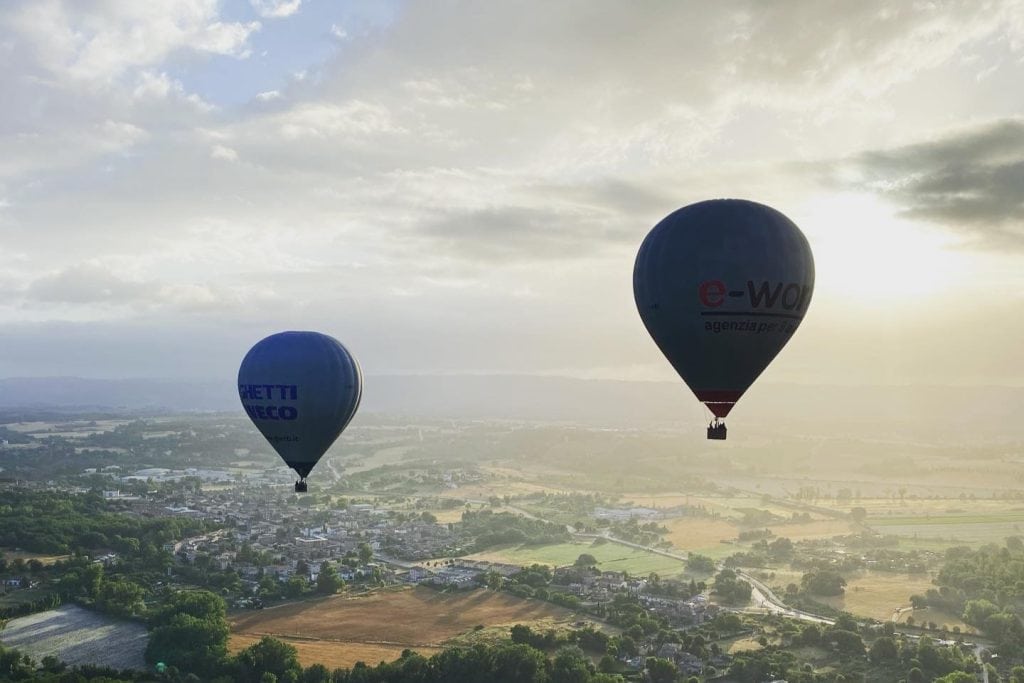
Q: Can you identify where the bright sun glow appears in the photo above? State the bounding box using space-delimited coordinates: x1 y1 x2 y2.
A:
793 192 970 307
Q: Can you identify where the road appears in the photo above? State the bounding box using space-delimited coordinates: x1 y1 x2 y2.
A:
484 506 991 680
576 530 991 679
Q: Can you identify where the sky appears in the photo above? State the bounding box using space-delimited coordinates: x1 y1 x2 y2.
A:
1 0 1023 386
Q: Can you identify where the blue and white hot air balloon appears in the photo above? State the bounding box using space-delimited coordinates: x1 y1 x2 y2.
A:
634 199 814 440
238 331 362 491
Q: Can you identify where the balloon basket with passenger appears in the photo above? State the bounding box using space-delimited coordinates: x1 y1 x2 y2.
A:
707 419 727 440
294 478 308 493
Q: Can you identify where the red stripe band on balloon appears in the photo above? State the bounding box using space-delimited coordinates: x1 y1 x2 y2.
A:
694 389 744 418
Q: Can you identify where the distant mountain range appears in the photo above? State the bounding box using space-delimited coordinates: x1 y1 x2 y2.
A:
0 375 1020 437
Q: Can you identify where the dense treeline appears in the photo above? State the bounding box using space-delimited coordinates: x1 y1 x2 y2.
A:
0 590 61 619
459 509 569 551
921 540 1024 656
712 568 752 605
0 489 217 623
0 489 212 555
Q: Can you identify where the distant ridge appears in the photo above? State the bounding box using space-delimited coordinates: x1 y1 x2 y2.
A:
0 375 1021 436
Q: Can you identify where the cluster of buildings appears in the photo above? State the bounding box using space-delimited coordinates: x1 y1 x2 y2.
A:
639 592 716 627
652 643 733 676
404 559 522 588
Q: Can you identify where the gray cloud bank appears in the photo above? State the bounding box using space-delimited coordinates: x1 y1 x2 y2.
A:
837 118 1024 248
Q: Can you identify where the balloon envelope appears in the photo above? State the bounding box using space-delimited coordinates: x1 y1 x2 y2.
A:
238 331 362 478
634 199 814 418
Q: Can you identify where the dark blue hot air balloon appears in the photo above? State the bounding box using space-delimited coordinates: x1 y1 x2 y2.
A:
634 199 814 440
238 331 362 491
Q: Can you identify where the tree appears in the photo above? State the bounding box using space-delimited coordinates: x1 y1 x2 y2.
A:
551 646 592 683
147 612 230 677
81 562 104 598
833 613 859 632
302 663 330 683
284 577 307 598
357 542 373 564
315 565 344 595
490 643 548 682
799 624 821 646
963 599 1000 627
235 636 301 683
934 674 977 683
575 553 598 567
618 635 638 658
510 624 533 645
767 537 794 559
713 568 752 605
646 657 678 683
801 569 847 596
98 578 146 617
870 636 899 663
483 570 503 590
831 629 865 656
686 554 715 573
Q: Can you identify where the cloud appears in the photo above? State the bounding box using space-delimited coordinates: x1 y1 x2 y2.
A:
277 101 405 140
26 263 156 305
0 119 149 180
210 144 239 161
422 205 632 261
6 0 260 83
21 263 276 316
3 1 1024 383
836 118 1024 248
250 0 302 19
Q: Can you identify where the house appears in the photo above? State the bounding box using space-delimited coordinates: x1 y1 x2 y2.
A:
677 653 703 675
407 566 432 583
656 643 682 660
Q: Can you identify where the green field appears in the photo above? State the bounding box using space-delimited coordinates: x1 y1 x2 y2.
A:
465 541 689 576
869 511 1024 544
870 512 1024 526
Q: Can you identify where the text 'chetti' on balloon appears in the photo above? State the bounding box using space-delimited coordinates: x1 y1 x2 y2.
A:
633 199 815 440
238 331 362 492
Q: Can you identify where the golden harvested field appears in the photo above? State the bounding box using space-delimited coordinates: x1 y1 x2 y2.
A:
723 636 763 654
424 508 466 524
762 519 858 541
229 634 442 670
230 588 578 669
894 607 976 634
819 497 1024 517
437 481 565 500
662 517 738 551
815 572 935 621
